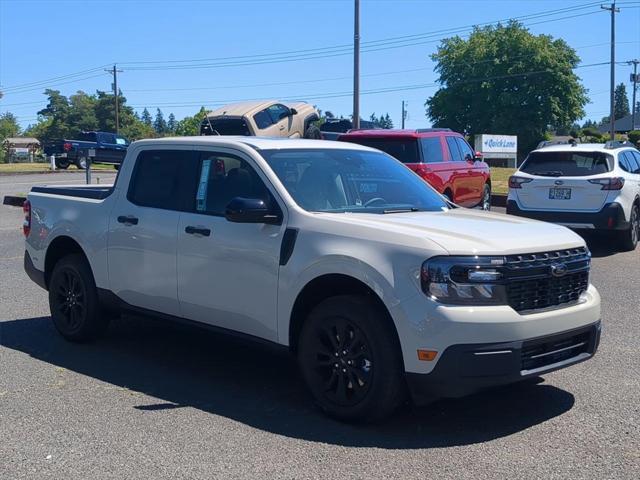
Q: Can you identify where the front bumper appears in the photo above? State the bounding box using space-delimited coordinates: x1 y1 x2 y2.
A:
406 320 601 404
506 200 629 230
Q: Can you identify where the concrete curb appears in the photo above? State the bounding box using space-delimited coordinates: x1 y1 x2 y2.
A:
3 196 26 207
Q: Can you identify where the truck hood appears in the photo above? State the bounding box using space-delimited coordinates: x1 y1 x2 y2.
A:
317 208 585 255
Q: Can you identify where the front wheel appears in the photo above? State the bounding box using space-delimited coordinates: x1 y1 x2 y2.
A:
75 157 87 169
48 254 109 342
620 204 639 251
297 295 405 422
304 123 322 139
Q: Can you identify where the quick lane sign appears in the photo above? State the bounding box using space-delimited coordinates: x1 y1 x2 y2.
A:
475 134 518 154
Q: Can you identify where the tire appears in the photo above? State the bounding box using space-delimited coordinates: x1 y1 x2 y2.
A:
443 190 453 203
55 158 70 169
619 204 639 251
75 157 87 169
48 254 109 342
297 295 405 422
480 183 491 211
304 123 322 139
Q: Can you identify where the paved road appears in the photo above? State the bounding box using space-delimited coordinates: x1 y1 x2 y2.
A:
1 174 638 479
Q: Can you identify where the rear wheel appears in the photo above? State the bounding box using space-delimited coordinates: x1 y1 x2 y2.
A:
55 158 70 169
297 295 405 422
620 204 639 251
48 254 109 342
481 183 491 211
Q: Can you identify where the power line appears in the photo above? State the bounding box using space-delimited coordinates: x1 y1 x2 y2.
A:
1 67 109 93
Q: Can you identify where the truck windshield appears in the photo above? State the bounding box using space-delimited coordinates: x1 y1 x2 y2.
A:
340 137 420 163
201 118 251 136
260 148 448 213
520 151 613 176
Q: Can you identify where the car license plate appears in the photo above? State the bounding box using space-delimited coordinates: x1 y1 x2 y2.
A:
549 187 571 200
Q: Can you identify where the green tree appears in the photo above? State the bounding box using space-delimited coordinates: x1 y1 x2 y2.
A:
175 107 207 136
68 91 98 135
140 108 153 127
36 89 72 142
154 108 167 135
167 113 177 134
613 83 630 120
582 119 597 129
426 21 588 155
0 112 20 139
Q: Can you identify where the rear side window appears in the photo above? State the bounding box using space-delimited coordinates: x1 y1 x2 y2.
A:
340 137 419 163
201 118 251 136
520 151 612 176
128 150 196 210
420 137 444 163
621 151 640 174
77 132 97 142
633 151 640 173
445 137 463 162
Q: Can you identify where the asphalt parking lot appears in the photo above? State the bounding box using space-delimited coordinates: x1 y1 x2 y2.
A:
1 172 638 479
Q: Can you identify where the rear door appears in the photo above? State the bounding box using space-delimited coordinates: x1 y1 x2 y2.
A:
107 148 198 316
515 150 612 212
620 150 640 204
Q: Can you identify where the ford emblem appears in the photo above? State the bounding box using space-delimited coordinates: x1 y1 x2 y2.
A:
550 263 568 277
554 180 564 185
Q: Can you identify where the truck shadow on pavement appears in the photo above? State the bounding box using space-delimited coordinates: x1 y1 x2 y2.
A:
1 314 575 449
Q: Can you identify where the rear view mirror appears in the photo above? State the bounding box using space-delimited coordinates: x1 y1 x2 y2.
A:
290 108 298 115
225 197 281 225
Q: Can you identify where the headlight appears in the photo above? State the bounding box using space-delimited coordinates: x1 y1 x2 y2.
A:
421 256 508 305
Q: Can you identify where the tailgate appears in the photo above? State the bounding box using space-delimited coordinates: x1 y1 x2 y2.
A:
514 177 609 212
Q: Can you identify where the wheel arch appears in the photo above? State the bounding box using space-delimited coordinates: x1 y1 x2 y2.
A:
44 235 91 288
288 273 402 359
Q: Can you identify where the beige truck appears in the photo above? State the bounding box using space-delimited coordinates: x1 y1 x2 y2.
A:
201 100 321 139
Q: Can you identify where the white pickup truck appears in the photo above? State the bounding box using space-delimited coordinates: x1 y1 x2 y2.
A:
23 137 601 422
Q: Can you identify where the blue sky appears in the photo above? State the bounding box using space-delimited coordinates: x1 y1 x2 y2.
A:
1 0 639 130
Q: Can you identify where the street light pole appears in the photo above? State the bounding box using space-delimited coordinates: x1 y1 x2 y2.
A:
602 2 619 140
629 59 639 131
353 0 360 130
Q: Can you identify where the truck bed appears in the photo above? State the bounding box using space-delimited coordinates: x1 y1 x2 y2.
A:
31 185 113 200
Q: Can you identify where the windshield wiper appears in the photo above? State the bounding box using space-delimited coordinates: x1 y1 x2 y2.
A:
530 170 563 177
382 207 421 214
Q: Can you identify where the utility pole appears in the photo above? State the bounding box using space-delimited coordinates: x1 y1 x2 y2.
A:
601 2 619 140
352 0 360 130
401 100 406 129
629 59 639 131
105 64 123 133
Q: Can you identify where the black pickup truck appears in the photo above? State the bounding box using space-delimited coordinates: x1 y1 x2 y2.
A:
43 131 129 169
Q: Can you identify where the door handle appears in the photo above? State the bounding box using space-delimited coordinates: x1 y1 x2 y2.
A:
185 226 211 237
279 125 285 130
117 215 139 225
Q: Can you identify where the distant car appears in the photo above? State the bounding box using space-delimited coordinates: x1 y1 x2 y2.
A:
507 142 640 251
338 128 492 209
319 118 377 140
201 101 321 139
43 131 129 169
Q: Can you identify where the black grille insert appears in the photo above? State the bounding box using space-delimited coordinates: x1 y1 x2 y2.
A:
505 247 590 312
521 330 591 371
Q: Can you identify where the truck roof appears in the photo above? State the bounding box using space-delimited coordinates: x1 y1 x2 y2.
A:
205 100 311 118
534 143 637 153
131 136 377 152
340 128 459 139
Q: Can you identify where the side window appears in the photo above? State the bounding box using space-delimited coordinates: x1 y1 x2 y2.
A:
623 151 640 174
445 136 463 162
420 137 445 163
618 152 632 173
128 150 194 210
267 104 290 123
253 109 273 130
77 132 97 142
455 137 475 161
632 151 640 173
195 152 272 216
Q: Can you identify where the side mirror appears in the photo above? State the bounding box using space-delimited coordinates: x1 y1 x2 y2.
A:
474 151 483 160
225 197 281 225
114 164 120 171
290 108 298 115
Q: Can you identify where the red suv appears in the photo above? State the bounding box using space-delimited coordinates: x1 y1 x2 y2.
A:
338 128 492 209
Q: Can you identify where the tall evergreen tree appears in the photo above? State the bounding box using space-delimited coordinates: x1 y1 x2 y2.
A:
614 83 630 120
153 108 167 135
141 108 153 127
167 113 177 133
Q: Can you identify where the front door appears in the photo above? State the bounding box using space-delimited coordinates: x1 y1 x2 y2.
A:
107 148 197 316
177 149 285 341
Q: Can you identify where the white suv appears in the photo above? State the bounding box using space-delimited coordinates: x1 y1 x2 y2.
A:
507 142 640 251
